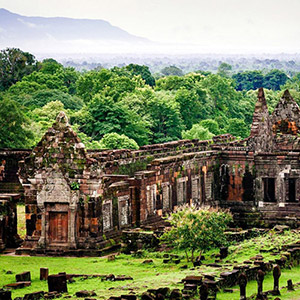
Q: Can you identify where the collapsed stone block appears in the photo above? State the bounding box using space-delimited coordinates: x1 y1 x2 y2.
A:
48 274 68 293
16 271 31 282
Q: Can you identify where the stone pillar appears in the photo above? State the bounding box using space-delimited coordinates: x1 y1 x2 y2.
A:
69 204 77 249
199 283 209 300
238 273 247 300
256 269 265 300
287 279 294 291
220 247 228 259
272 265 281 295
40 268 49 280
38 206 45 247
48 274 68 293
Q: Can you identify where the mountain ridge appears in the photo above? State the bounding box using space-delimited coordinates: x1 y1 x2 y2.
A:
0 8 150 52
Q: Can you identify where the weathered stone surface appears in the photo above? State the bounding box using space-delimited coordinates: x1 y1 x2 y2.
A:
4 282 31 289
40 268 49 280
16 272 31 282
238 273 247 300
48 274 68 293
256 270 265 300
75 290 96 297
23 291 44 300
272 265 281 295
287 279 294 291
0 289 11 300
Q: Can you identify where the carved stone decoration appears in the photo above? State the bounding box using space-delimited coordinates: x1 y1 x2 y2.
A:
37 171 72 206
177 177 188 206
118 195 129 227
146 184 156 215
102 200 113 231
162 182 172 210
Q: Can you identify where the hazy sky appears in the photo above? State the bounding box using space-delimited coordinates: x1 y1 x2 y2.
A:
1 0 300 53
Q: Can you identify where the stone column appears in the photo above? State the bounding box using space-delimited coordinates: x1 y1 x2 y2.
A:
68 205 77 248
199 283 209 300
273 265 281 295
38 206 46 247
239 273 247 300
256 269 265 300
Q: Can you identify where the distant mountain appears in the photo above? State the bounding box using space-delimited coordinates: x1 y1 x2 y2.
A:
0 8 151 53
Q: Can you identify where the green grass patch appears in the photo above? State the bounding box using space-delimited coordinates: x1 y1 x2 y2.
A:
17 204 26 239
1 230 300 299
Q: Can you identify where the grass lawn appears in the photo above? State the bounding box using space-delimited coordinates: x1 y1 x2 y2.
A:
3 216 300 300
0 253 208 299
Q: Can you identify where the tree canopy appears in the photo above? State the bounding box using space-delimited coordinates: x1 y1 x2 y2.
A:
1 47 297 150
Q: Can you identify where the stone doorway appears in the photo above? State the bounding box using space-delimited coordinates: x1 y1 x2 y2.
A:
48 212 68 244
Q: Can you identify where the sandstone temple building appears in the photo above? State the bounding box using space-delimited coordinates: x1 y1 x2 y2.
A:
0 88 300 254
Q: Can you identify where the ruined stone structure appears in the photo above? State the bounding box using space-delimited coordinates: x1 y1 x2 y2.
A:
1 88 300 254
0 194 22 250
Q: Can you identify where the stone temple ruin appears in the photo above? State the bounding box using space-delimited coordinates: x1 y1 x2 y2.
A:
1 88 300 254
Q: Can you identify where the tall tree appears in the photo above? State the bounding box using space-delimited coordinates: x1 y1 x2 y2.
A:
0 48 39 91
0 96 33 148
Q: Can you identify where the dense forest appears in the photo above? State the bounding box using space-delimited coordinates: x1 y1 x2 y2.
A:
1 48 300 150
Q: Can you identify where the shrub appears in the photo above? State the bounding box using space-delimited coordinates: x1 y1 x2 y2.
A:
160 205 232 262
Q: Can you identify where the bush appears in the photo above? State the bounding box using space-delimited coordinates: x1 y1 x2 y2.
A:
160 205 232 262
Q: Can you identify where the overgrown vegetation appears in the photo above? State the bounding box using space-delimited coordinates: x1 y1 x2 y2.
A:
2 48 300 150
2 229 300 300
160 205 232 262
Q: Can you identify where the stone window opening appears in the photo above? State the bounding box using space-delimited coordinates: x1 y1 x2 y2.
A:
102 200 113 232
162 183 172 210
192 176 201 206
118 196 130 227
177 177 187 206
146 184 157 215
263 178 276 202
287 178 297 203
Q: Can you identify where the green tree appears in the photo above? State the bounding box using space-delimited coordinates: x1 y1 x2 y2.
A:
174 88 206 129
182 124 214 140
0 96 33 148
0 48 39 91
263 69 289 90
29 101 66 143
226 118 249 138
161 65 184 76
217 62 232 77
99 133 139 150
160 205 232 262
200 119 220 135
156 76 193 91
22 71 68 92
19 89 84 110
40 58 63 75
199 74 243 119
125 64 155 87
81 95 150 145
232 71 264 91
146 92 184 143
